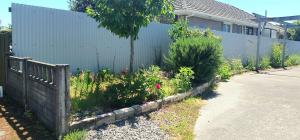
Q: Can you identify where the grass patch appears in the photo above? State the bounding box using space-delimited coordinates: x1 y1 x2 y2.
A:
150 97 204 140
63 130 87 140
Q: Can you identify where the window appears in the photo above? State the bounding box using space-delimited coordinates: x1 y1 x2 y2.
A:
223 24 231 32
245 26 254 35
233 24 243 34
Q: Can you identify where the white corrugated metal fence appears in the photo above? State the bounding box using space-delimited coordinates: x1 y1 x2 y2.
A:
11 3 300 72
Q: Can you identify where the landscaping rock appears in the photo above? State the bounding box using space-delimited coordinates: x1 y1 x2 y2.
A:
95 112 115 127
70 116 96 130
113 107 135 121
86 116 169 140
163 95 177 104
141 101 159 113
131 105 142 115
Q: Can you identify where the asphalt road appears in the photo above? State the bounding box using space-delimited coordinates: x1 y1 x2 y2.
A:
194 67 300 140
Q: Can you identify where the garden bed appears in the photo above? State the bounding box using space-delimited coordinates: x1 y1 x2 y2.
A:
70 66 196 121
69 76 219 130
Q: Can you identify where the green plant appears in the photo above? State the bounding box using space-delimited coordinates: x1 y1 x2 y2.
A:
259 56 271 70
244 57 256 71
63 130 87 140
24 110 33 119
104 66 164 108
164 36 223 83
172 67 194 92
70 66 195 114
271 43 283 68
168 19 190 42
68 0 95 12
218 60 231 80
286 54 300 66
287 20 300 41
229 59 244 74
168 20 221 42
70 68 121 112
86 0 174 72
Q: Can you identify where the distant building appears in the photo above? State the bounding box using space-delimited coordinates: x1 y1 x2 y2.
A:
173 0 282 38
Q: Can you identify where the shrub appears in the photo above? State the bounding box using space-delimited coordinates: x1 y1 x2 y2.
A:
104 67 164 108
286 54 300 66
168 19 191 42
218 60 231 80
259 56 271 70
172 67 194 92
164 37 222 83
271 43 283 68
168 20 221 42
244 57 256 71
229 59 244 74
104 73 149 108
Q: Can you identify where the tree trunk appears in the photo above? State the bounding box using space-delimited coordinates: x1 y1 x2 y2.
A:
129 36 134 73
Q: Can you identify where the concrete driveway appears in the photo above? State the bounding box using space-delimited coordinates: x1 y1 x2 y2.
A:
194 67 300 140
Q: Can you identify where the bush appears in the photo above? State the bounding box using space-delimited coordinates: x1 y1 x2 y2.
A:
286 54 300 66
217 58 245 80
271 43 283 68
104 66 164 108
164 37 223 83
259 56 271 70
229 59 244 74
168 20 221 42
172 67 194 92
168 19 190 42
244 57 256 71
218 60 231 80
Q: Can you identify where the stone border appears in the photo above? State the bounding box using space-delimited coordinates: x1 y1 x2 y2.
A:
69 77 221 130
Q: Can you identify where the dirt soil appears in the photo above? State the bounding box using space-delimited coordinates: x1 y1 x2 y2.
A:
0 97 55 140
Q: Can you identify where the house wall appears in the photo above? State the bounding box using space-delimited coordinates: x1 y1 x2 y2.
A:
188 17 223 31
12 4 300 72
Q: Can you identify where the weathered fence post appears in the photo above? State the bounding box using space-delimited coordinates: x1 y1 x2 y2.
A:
21 58 27 109
54 64 70 137
2 32 11 94
22 57 31 110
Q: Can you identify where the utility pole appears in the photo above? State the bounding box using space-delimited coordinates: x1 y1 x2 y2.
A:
255 10 267 72
255 18 262 72
282 24 288 68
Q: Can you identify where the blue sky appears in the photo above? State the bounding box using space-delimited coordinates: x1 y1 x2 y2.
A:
1 0 300 26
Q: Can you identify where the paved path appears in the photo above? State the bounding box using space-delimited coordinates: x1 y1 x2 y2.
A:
194 67 300 140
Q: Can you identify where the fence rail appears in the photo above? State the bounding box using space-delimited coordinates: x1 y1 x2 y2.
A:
5 56 70 137
27 60 56 85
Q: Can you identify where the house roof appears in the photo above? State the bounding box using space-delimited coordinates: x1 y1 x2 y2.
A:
173 0 258 26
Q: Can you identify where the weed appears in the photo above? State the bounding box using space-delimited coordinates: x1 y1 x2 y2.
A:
63 130 87 140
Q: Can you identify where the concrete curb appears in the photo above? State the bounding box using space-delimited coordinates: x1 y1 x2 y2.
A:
69 77 220 130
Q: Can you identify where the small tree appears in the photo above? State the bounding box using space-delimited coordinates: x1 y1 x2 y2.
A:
288 20 300 41
68 0 94 12
86 0 173 72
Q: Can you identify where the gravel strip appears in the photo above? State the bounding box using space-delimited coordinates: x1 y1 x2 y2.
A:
86 115 169 140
